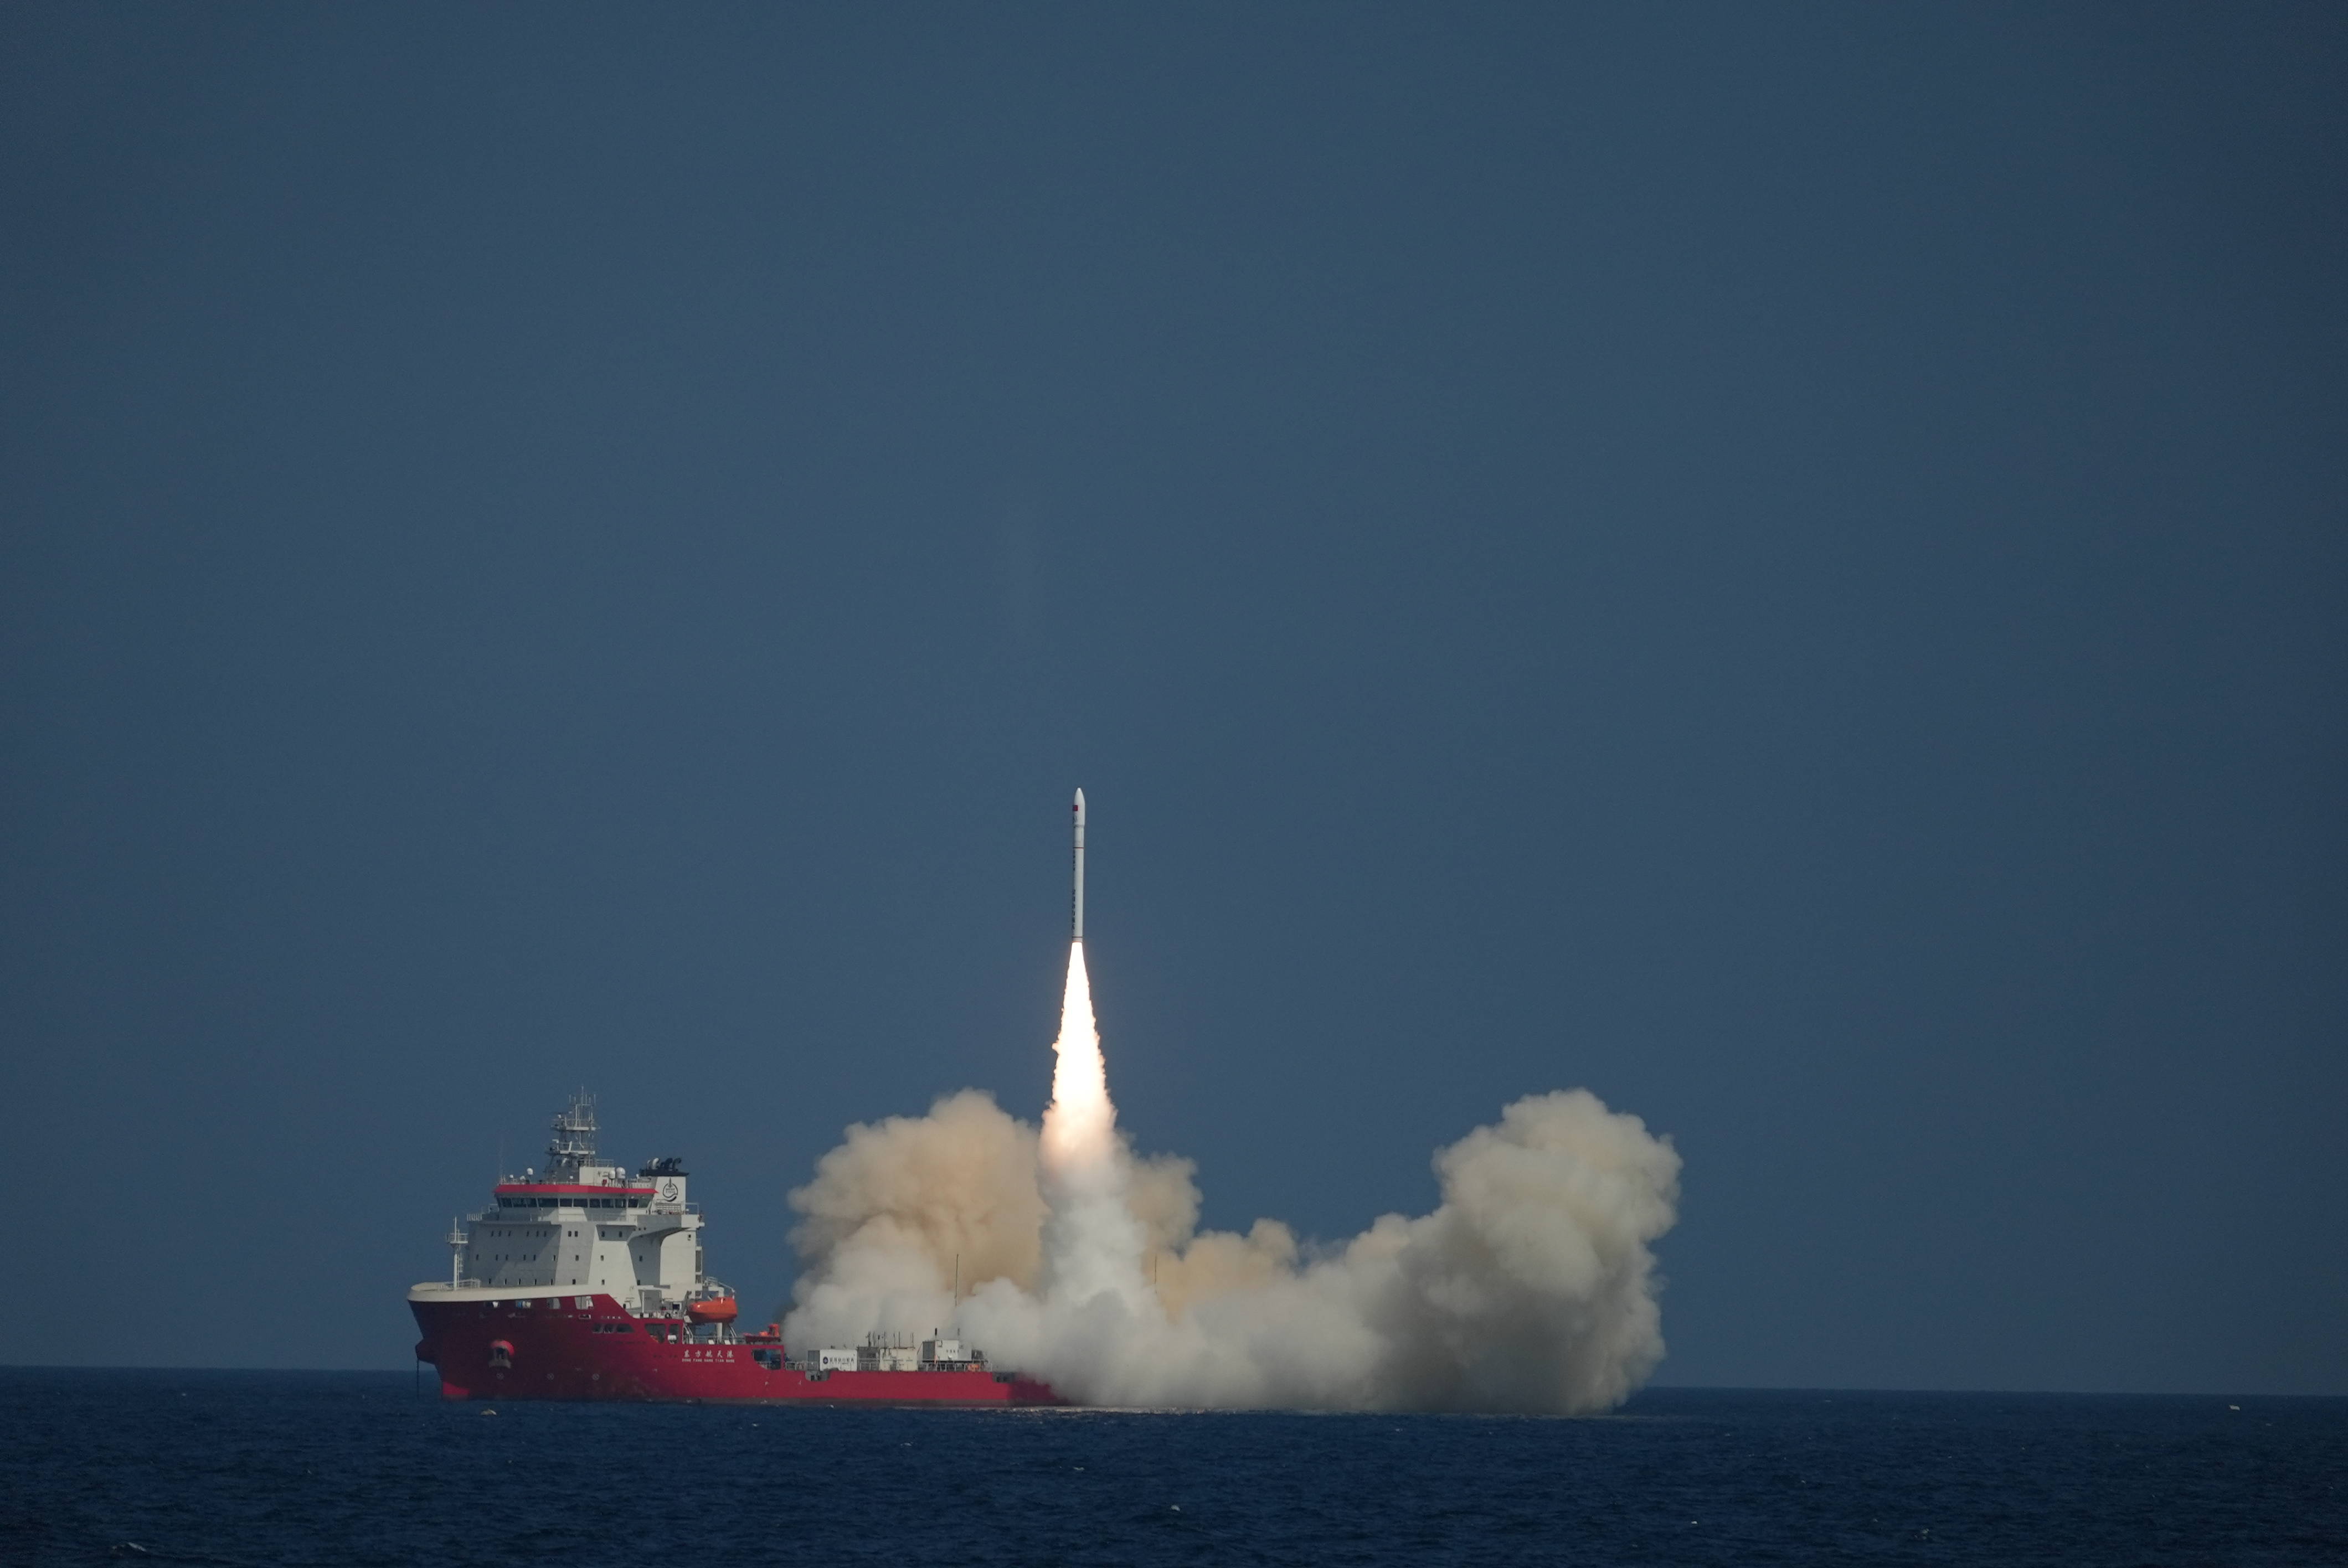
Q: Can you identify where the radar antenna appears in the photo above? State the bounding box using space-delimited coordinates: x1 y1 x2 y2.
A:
547 1090 598 1174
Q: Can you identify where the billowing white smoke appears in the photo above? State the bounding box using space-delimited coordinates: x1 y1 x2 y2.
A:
781 945 1681 1412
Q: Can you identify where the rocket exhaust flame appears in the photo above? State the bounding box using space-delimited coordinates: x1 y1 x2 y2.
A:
1037 938 1150 1309
781 792 1682 1412
1041 941 1112 1172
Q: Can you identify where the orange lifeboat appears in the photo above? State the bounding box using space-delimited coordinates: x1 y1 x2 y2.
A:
687 1297 738 1326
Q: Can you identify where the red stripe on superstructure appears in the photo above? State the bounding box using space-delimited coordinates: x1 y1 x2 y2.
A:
493 1183 658 1195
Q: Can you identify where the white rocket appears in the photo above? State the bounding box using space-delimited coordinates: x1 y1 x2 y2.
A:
1071 788 1086 942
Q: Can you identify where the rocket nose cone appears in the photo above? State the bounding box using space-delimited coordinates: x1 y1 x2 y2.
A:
1073 787 1085 818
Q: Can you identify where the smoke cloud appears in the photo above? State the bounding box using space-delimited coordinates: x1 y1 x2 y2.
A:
782 946 1681 1412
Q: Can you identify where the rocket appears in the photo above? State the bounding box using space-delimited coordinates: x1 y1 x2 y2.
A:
1071 788 1087 942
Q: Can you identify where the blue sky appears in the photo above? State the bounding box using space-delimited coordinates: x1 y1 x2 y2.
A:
2 3 2341 1392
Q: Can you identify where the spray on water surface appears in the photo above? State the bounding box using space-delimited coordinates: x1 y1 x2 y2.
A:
783 939 1681 1413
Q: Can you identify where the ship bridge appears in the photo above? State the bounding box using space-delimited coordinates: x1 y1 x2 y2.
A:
432 1094 717 1318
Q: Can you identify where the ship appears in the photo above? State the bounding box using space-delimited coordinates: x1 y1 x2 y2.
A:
409 1094 1059 1406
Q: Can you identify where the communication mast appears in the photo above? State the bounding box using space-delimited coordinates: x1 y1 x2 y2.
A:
547 1091 598 1175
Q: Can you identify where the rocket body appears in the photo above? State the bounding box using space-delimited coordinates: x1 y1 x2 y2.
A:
1072 788 1087 942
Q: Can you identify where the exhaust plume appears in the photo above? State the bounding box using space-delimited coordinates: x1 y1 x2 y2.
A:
782 942 1681 1412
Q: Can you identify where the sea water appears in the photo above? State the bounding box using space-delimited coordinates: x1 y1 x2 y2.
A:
2 1370 2340 1565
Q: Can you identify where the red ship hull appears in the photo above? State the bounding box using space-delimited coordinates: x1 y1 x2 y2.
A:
411 1294 1061 1406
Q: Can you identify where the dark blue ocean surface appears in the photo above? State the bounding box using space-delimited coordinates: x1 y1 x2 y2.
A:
1 1371 2339 1565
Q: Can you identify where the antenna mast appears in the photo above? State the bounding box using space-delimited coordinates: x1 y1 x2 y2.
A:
547 1091 599 1175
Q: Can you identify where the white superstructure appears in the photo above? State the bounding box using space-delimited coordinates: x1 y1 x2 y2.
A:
412 1093 731 1321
